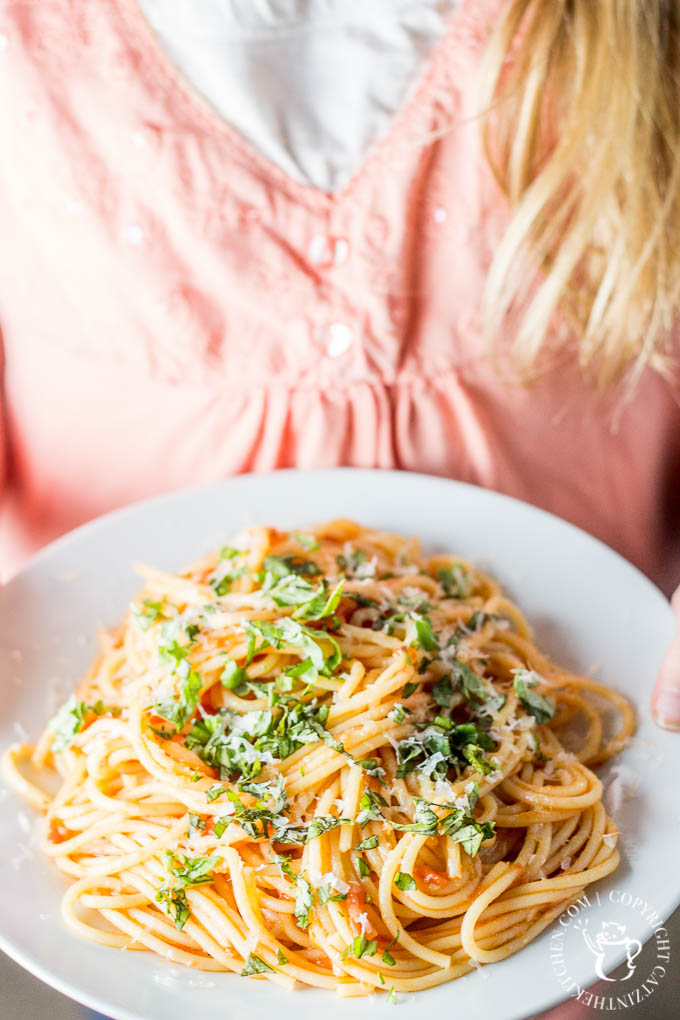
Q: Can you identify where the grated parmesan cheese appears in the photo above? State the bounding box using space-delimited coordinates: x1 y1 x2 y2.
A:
320 872 350 894
354 556 378 580
16 811 32 835
420 751 446 778
438 643 459 671
12 721 29 742
433 779 456 802
604 764 640 815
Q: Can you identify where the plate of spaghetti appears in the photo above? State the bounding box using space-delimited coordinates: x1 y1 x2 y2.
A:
0 469 677 1020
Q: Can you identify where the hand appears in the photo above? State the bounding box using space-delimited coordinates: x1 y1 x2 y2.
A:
532 984 607 1020
652 585 680 731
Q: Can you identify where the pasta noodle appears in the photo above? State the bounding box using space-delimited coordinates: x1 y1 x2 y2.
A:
2 520 635 998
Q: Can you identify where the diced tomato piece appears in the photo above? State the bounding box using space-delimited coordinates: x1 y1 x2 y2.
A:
414 865 449 890
346 882 378 938
47 819 71 844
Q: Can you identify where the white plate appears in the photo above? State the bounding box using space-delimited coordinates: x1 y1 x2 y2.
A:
0 469 677 1020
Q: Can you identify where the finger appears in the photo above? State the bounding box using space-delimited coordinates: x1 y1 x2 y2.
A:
531 980 609 1020
651 588 680 731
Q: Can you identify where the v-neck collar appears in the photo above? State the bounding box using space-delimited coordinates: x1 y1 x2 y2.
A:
118 0 487 213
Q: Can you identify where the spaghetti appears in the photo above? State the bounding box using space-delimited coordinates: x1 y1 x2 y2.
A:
3 520 635 997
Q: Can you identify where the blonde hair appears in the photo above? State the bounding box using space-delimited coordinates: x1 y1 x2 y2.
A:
480 0 680 390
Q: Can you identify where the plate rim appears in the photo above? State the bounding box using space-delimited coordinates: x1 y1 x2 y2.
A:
2 467 672 609
0 467 676 1020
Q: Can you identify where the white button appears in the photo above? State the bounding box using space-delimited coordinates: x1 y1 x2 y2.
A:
308 235 331 266
333 238 349 265
121 223 144 246
433 206 447 224
308 235 349 268
325 322 353 358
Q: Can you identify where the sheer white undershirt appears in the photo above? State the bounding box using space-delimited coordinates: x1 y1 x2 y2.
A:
137 0 459 192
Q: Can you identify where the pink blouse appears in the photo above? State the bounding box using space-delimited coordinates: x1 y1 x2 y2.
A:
0 0 678 590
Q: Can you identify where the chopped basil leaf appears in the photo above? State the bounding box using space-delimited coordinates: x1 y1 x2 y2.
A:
166 852 217 887
185 694 345 781
154 668 203 731
290 532 319 551
213 816 230 838
292 579 344 622
462 744 497 775
188 813 205 837
401 681 419 698
274 815 350 845
245 618 341 684
452 661 487 703
431 675 452 707
156 852 218 930
318 883 347 905
210 558 246 596
294 875 313 929
395 719 497 780
354 834 379 851
530 730 551 762
49 697 116 753
382 932 399 966
155 886 190 931
265 573 317 607
438 564 470 598
274 853 296 881
447 821 494 856
412 615 439 652
438 798 494 856
241 953 274 976
394 872 417 892
355 758 386 783
513 671 556 724
356 788 388 828
206 784 227 802
130 598 164 630
220 658 247 690
263 553 321 580
336 549 367 575
389 704 407 724
392 798 438 835
479 693 507 716
351 934 378 959
212 778 288 838
397 593 432 613
355 855 370 878
276 949 289 966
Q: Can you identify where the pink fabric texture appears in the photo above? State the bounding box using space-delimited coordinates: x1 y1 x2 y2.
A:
0 0 678 589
